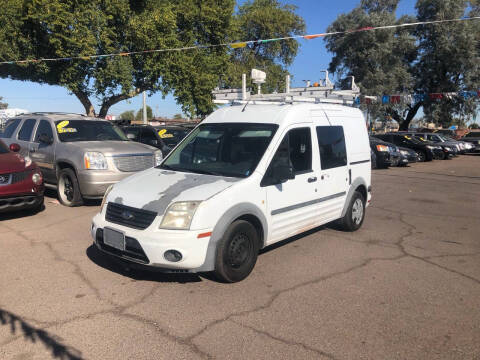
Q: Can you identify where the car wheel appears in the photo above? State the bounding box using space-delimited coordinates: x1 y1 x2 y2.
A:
214 220 259 283
417 151 426 162
338 191 366 232
57 168 83 207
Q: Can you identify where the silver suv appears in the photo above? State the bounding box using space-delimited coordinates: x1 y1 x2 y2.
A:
0 113 162 206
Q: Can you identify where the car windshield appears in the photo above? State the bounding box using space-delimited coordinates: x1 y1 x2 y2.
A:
0 140 8 154
55 120 128 142
159 123 278 178
402 135 423 144
465 132 480 138
155 127 190 147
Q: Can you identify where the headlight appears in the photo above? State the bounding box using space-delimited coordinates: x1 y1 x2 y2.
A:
426 146 434 150
400 150 409 156
154 150 163 166
159 201 201 230
32 172 43 185
24 156 32 167
84 152 108 170
101 185 113 213
376 145 389 152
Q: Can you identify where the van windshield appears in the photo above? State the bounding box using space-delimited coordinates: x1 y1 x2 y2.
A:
159 123 278 178
55 120 128 142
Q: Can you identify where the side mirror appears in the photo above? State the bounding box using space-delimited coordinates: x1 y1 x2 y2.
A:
38 134 53 145
9 143 21 152
272 164 295 184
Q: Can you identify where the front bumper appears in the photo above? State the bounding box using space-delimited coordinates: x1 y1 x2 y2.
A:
78 170 139 198
0 193 44 213
91 213 212 271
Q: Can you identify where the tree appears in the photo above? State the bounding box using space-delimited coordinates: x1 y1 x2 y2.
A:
469 123 479 129
222 0 305 93
135 106 153 121
119 110 135 122
0 96 7 109
0 0 235 118
173 113 184 119
325 0 479 130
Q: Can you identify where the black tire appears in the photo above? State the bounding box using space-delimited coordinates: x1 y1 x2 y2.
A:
417 151 426 162
214 220 259 283
338 191 366 232
57 168 83 207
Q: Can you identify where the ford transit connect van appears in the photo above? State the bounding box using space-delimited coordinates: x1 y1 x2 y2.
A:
91 103 371 282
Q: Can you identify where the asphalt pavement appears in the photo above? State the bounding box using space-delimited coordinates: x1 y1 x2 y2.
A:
1 155 479 360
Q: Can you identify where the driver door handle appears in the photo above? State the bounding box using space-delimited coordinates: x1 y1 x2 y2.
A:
307 177 317 183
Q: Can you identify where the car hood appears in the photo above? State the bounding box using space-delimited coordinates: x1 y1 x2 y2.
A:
0 152 29 173
108 168 241 215
61 141 157 156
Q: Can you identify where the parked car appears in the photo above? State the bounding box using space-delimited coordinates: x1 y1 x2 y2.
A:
121 124 171 156
460 131 480 153
369 136 399 168
397 146 418 165
374 133 439 162
0 113 162 207
439 135 475 153
405 132 458 159
152 125 192 151
92 103 371 282
0 140 44 213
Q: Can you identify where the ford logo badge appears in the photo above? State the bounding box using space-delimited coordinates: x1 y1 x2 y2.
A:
121 211 134 221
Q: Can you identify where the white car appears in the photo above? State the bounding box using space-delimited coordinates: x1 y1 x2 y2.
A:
91 103 371 282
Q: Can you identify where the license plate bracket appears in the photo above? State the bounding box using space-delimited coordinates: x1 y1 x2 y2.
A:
104 228 125 251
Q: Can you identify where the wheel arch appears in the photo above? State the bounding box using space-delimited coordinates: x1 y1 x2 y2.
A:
341 177 368 218
56 160 78 178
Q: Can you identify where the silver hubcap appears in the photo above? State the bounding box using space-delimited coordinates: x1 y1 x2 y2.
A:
352 198 364 225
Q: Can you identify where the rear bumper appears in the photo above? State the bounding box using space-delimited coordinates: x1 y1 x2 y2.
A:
0 193 44 213
77 170 138 198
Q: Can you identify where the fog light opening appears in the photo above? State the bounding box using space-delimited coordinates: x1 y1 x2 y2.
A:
164 250 183 262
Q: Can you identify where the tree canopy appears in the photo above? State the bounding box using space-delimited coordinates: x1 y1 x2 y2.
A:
135 106 153 121
325 0 480 129
0 0 304 118
0 97 7 109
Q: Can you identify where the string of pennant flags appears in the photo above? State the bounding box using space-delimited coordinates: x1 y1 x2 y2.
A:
0 16 479 65
355 91 480 105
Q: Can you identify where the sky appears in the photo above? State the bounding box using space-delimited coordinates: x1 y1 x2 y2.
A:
0 0 419 118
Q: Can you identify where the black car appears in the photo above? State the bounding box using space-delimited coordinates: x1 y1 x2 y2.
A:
405 132 458 159
121 124 179 156
374 133 439 162
152 125 191 151
398 146 418 165
369 136 400 168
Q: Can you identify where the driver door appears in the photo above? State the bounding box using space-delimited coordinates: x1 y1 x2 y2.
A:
263 125 319 245
30 119 56 183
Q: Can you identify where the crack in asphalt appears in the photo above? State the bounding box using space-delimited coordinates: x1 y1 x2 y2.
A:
229 319 338 359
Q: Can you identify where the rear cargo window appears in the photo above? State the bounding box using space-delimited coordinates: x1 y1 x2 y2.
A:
316 126 347 169
0 118 21 138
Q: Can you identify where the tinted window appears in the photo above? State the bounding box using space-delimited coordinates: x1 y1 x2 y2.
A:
34 120 54 143
316 126 347 169
156 128 190 147
465 132 480 138
18 119 36 141
55 120 128 142
123 127 141 141
0 118 21 138
141 128 158 143
0 140 8 154
161 123 278 178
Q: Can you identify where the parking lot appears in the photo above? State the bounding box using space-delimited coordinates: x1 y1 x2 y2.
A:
1 155 479 360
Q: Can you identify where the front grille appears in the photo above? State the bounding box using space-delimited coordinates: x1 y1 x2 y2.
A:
11 170 30 184
0 196 38 210
106 202 157 230
96 228 150 264
113 154 154 172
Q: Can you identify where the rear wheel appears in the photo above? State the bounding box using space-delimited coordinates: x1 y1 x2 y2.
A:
338 191 366 232
417 151 426 162
57 168 83 207
214 220 259 283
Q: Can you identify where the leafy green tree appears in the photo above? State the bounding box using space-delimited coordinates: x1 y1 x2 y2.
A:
173 113 184 119
135 106 153 121
325 0 479 130
223 0 305 93
0 96 7 109
119 110 135 121
469 122 479 129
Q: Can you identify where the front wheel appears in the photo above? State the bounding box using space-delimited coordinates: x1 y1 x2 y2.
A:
417 151 426 162
57 168 83 207
214 220 259 283
338 191 366 232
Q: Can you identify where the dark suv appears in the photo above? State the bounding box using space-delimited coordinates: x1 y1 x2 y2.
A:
374 133 440 162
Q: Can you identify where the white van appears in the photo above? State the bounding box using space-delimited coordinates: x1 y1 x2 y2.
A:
91 103 371 282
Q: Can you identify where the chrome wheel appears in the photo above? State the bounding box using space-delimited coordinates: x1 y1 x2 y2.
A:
352 198 364 225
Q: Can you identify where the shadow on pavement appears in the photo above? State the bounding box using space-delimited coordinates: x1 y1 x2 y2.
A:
0 308 83 360
86 245 202 283
0 204 45 221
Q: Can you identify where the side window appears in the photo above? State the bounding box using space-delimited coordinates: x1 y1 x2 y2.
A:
263 127 312 185
34 120 54 143
316 126 347 170
0 118 21 138
124 127 141 141
141 128 158 144
17 119 37 141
